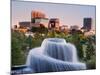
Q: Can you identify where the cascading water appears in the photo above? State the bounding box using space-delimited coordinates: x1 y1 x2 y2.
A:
26 38 86 73
41 38 79 62
12 38 86 74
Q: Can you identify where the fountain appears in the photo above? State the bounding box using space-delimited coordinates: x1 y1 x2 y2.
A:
41 38 78 62
12 38 86 74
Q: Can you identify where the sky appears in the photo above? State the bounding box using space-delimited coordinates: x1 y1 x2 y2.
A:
11 0 96 29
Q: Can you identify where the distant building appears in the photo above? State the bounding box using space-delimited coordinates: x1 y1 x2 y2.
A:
48 18 60 30
84 30 95 36
14 25 18 29
17 28 28 33
31 10 49 28
60 25 69 31
13 21 31 33
60 25 69 34
69 25 82 34
82 18 92 31
31 18 49 28
19 21 30 29
70 25 80 30
31 10 46 19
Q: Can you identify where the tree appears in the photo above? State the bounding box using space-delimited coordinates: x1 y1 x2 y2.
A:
11 31 27 66
25 35 34 49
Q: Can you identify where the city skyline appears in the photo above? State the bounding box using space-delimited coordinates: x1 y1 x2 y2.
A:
11 1 96 29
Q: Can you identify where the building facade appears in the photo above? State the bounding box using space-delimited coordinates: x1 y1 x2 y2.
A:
31 11 49 28
70 25 80 30
19 21 30 29
83 18 92 31
48 18 60 30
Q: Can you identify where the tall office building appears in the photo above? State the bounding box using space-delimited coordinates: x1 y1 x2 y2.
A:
83 18 92 31
48 18 60 30
31 10 49 28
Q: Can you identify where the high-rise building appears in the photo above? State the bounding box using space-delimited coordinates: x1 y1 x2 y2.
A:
31 10 49 28
48 18 60 30
83 18 92 31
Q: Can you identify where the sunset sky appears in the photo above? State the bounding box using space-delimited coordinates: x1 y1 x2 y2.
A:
11 0 96 29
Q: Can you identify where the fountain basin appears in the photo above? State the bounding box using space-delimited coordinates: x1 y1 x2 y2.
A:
26 47 86 73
